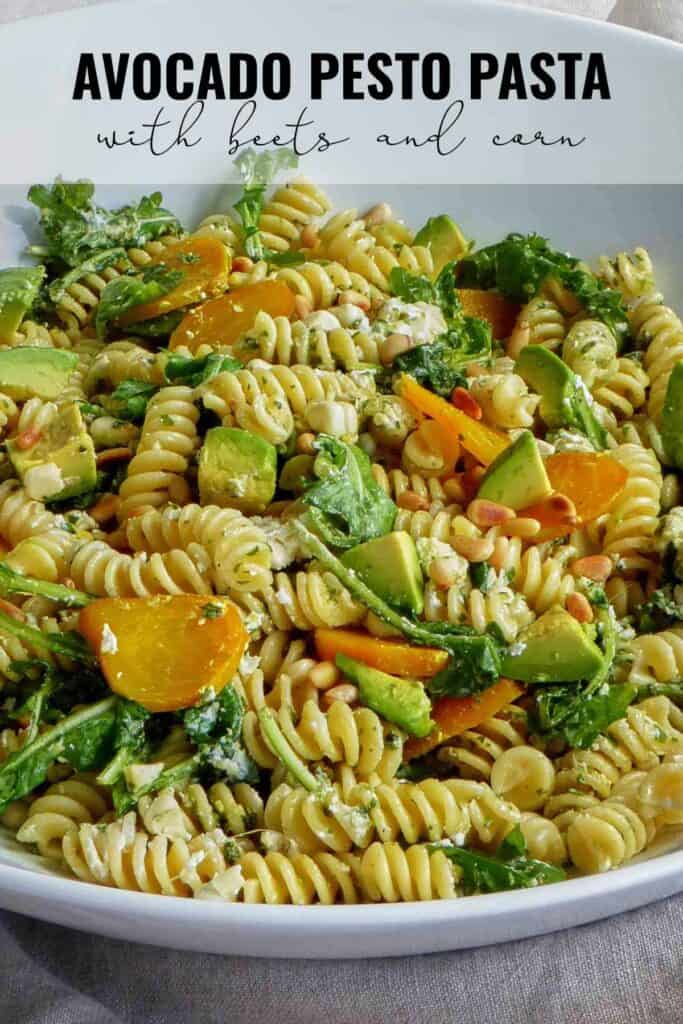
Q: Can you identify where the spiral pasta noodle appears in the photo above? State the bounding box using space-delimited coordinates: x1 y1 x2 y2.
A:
593 357 650 421
259 179 331 252
69 540 212 597
17 776 111 859
598 247 655 304
601 443 662 575
242 695 403 780
437 705 530 781
630 294 683 423
507 296 566 359
626 629 683 687
125 503 272 593
566 801 652 874
118 385 199 519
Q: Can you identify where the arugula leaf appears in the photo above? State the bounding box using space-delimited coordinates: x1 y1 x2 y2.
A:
388 261 492 396
164 351 241 388
634 586 683 634
394 317 491 396
97 699 152 786
105 380 159 423
48 248 128 308
27 181 181 269
302 436 396 549
529 606 632 748
0 563 92 608
233 149 299 262
128 310 184 339
95 264 183 338
388 267 436 305
293 518 506 697
0 696 117 811
113 686 256 814
469 561 497 593
532 682 636 749
434 827 566 893
0 609 95 664
456 233 629 346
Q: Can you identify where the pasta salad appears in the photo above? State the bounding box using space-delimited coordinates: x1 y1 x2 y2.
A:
0 152 682 905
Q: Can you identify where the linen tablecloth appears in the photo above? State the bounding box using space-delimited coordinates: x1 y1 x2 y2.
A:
1 2 682 1021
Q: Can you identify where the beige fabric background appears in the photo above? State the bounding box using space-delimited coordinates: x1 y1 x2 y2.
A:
0 2 681 1023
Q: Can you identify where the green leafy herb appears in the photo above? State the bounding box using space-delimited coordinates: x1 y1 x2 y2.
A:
48 249 128 309
634 586 683 634
302 435 397 550
200 602 224 620
388 261 492 395
233 149 299 262
434 826 566 893
469 562 497 593
27 181 181 269
293 518 505 697
164 351 241 388
529 606 632 748
532 682 636 749
97 699 152 786
456 233 629 346
0 696 117 811
106 380 159 423
0 563 92 607
113 686 256 814
0 609 95 664
128 310 184 339
95 264 183 339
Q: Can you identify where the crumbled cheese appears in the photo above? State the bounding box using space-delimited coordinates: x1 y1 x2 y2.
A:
251 516 306 570
194 866 244 902
23 462 64 500
304 310 342 332
100 622 118 654
371 299 446 345
334 304 370 332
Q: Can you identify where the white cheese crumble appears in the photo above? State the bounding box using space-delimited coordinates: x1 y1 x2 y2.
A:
23 462 64 500
100 622 118 654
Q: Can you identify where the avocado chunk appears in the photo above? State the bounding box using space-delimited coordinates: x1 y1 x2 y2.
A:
0 348 78 401
336 653 434 738
8 401 96 501
198 427 277 513
662 361 683 470
0 267 45 341
477 430 552 510
501 607 604 683
413 215 469 275
515 345 608 450
340 531 424 615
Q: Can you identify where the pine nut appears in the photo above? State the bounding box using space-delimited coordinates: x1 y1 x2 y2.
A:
299 225 319 249
264 500 291 517
363 202 393 228
90 493 121 524
231 257 254 274
429 556 464 588
294 295 312 320
452 534 495 562
450 387 482 421
296 432 317 455
397 490 430 512
498 517 541 539
96 447 133 468
443 476 467 503
380 333 414 366
309 661 340 690
451 515 480 539
322 683 359 708
567 592 594 624
467 499 516 528
570 555 613 582
338 290 371 312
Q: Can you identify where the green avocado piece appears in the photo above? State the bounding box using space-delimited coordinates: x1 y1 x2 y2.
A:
413 215 469 275
662 362 683 470
501 607 604 683
198 427 277 513
279 454 315 494
0 348 78 401
340 531 424 615
515 345 607 450
7 402 96 501
336 653 434 738
0 267 46 341
477 430 552 510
